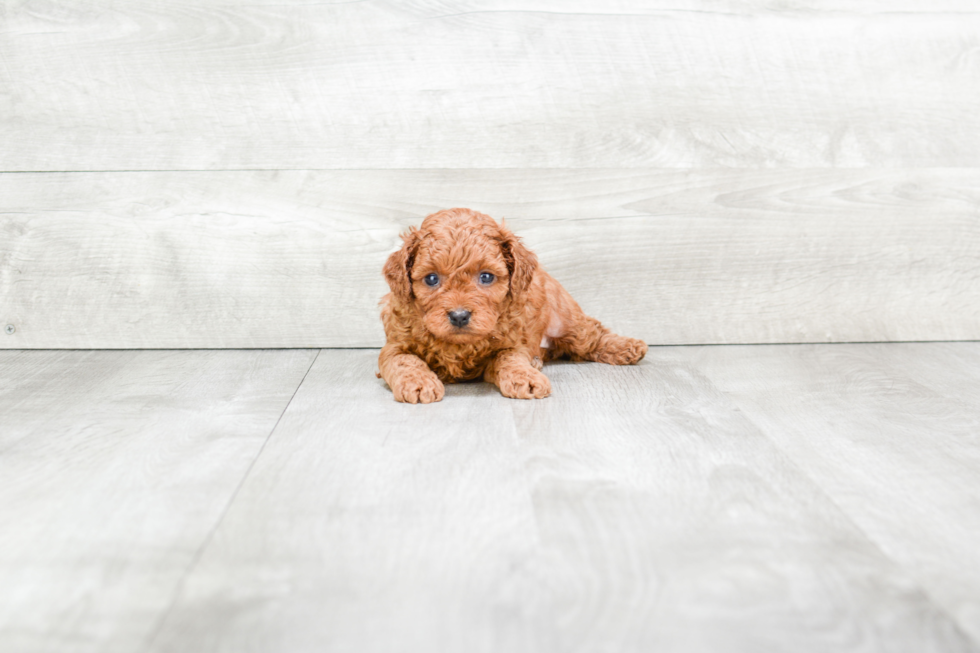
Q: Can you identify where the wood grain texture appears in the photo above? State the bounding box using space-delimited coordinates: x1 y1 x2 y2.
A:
3 1 980 170
0 349 317 653
147 349 546 653
146 349 976 653
686 342 980 644
511 354 976 653
2 168 978 348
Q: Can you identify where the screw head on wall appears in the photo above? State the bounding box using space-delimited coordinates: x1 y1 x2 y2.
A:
4 325 14 335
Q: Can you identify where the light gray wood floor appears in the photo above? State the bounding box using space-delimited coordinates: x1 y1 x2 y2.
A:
1 344 978 652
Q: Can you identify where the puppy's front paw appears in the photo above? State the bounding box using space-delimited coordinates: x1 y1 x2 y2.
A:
391 370 445 404
595 336 647 365
498 366 551 400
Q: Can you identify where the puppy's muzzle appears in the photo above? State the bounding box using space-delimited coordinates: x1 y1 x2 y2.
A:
448 309 471 328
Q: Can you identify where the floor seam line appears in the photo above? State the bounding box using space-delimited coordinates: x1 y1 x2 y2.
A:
139 348 322 652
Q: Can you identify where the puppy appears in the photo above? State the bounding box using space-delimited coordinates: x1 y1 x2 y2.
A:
379 208 647 403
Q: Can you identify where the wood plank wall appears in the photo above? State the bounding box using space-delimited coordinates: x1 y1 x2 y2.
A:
1 1 978 348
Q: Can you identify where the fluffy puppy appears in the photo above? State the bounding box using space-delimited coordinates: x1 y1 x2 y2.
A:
379 208 647 403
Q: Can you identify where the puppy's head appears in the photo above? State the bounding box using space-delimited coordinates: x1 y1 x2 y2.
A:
383 208 537 344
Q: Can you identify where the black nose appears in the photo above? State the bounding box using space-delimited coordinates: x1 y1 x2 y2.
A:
448 309 471 328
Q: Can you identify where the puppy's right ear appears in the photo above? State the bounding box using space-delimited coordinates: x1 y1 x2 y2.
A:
383 227 421 302
498 222 538 297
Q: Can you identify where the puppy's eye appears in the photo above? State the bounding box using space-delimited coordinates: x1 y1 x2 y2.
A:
479 272 495 285
423 273 440 287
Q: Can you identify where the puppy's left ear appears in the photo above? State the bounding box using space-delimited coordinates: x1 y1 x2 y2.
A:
498 222 538 296
383 227 422 301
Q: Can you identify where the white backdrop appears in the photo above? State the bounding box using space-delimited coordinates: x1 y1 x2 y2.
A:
2 0 978 347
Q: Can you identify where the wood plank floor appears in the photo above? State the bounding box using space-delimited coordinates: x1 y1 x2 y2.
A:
1 345 978 652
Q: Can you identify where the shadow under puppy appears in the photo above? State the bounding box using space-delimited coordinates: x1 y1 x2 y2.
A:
379 208 647 403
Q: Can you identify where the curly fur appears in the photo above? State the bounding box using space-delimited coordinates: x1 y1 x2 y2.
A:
379 208 647 403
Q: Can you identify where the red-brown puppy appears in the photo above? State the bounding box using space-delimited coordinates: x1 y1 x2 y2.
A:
379 208 647 403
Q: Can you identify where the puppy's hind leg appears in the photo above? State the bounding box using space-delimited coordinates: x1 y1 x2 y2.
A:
553 312 647 366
